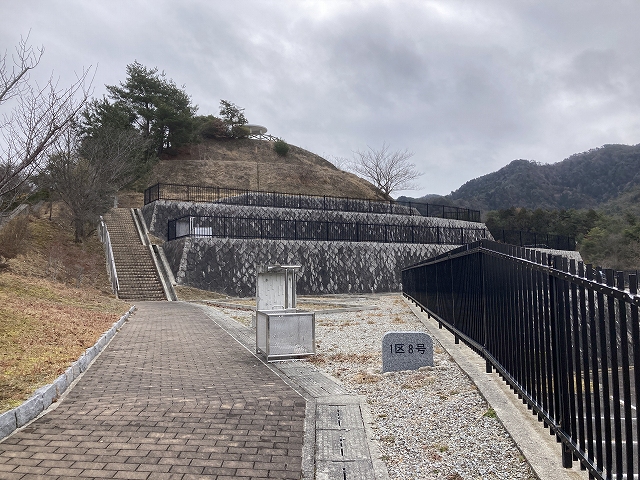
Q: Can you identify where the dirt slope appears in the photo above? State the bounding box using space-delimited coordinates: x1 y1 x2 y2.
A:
145 138 386 200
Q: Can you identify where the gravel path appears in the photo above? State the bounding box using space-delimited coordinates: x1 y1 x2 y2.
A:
218 293 537 480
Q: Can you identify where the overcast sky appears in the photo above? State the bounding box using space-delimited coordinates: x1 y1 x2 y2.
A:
2 0 640 197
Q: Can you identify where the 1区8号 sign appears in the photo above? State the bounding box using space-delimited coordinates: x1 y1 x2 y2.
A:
382 331 434 372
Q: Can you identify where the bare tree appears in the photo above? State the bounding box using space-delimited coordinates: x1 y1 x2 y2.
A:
351 142 423 196
327 155 351 170
46 123 145 242
0 34 92 210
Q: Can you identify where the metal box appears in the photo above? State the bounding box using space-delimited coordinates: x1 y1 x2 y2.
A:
256 309 316 361
256 264 300 310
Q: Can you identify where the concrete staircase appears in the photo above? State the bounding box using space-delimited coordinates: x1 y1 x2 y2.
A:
103 208 167 301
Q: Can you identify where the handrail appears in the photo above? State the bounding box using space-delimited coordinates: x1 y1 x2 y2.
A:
98 216 119 296
491 228 576 251
167 214 489 245
143 182 482 223
402 240 640 479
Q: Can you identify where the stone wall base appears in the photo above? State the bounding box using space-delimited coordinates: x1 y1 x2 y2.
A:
163 237 458 297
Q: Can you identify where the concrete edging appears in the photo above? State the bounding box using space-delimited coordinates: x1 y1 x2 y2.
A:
0 306 136 442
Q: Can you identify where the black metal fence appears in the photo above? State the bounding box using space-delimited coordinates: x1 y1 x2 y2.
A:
402 240 639 479
144 183 482 222
167 215 489 245
493 229 576 251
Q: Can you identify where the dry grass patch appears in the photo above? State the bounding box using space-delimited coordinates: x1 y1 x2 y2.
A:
0 272 128 413
352 370 381 384
400 372 435 390
306 351 378 367
174 285 226 301
8 210 111 290
1 209 129 413
327 352 377 363
150 138 386 200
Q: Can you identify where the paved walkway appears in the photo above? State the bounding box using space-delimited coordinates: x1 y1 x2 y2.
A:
0 302 306 479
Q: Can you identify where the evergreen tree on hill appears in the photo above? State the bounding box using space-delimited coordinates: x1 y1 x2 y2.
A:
86 61 197 158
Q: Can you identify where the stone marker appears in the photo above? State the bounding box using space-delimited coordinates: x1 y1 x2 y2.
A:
382 331 434 373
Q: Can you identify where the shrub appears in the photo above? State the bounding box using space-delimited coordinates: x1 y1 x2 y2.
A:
0 213 29 265
230 125 250 139
198 116 228 139
273 139 290 156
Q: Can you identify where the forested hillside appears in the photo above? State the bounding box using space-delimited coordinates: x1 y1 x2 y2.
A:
400 143 640 270
446 144 640 212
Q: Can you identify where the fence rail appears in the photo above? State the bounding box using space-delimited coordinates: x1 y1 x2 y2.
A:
167 215 489 245
492 229 576 251
402 240 639 479
144 182 482 222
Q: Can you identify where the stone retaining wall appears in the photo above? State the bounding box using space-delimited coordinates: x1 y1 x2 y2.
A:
163 236 458 297
144 199 492 297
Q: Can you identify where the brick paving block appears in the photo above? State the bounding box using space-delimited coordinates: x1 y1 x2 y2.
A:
157 457 192 467
169 465 205 475
45 466 85 476
13 465 49 475
135 463 172 473
0 463 18 473
4 454 39 464
113 470 150 479
0 472 25 480
207 452 241 462
103 462 139 472
186 458 224 468
0 303 305 480
200 467 238 476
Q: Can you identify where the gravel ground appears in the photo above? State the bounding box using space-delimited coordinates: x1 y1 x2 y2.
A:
217 294 537 480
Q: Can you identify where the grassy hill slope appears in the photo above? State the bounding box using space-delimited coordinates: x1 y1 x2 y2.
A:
139 138 386 202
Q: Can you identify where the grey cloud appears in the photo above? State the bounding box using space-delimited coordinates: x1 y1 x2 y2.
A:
1 0 639 196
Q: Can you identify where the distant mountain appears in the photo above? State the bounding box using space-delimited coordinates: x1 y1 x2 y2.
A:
402 144 640 213
396 194 456 206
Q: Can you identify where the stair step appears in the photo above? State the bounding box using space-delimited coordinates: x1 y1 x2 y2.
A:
104 208 167 302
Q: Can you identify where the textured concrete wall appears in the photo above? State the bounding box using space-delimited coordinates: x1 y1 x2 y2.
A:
162 236 458 297
144 199 491 297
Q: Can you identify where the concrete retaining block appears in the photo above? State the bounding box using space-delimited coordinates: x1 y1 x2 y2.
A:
65 366 75 386
105 328 115 341
0 411 17 439
97 334 108 350
35 384 58 410
76 354 90 373
53 374 67 397
84 345 97 362
15 395 43 428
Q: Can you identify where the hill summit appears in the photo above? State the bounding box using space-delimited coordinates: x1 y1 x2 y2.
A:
143 138 386 201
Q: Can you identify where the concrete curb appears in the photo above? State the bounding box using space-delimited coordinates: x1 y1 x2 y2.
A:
0 306 136 442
